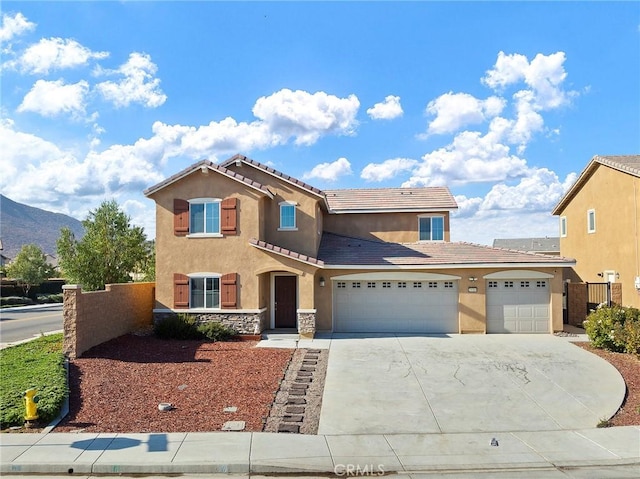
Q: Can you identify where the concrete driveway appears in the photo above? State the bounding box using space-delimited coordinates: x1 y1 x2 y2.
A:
317 334 625 435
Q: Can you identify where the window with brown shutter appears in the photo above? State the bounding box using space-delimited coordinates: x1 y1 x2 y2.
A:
174 199 189 236
173 273 189 308
221 272 237 309
221 197 237 235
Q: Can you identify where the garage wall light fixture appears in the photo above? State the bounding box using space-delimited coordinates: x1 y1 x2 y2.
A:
319 277 325 287
468 277 478 282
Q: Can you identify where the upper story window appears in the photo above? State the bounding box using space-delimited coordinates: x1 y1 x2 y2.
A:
560 216 567 237
587 209 596 234
279 201 297 230
189 198 221 235
419 215 444 241
190 275 220 309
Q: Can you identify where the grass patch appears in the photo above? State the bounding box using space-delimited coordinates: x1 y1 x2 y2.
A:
0 333 67 429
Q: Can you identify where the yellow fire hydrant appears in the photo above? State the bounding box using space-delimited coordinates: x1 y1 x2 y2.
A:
23 388 39 421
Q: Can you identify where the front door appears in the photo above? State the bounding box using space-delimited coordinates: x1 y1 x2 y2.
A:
275 276 297 328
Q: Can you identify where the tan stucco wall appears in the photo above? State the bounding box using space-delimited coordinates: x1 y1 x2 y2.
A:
557 164 640 308
314 267 564 333
224 163 323 257
323 212 451 243
63 282 155 358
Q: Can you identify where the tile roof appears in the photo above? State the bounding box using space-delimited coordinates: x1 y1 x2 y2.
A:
220 154 325 198
249 238 324 267
492 237 560 253
324 187 457 212
143 160 273 197
552 154 640 214
318 232 574 267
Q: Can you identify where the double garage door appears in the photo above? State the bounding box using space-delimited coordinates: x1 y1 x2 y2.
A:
486 279 550 333
333 279 459 333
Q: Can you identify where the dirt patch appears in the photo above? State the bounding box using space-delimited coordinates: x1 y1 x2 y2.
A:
54 335 293 433
573 342 640 426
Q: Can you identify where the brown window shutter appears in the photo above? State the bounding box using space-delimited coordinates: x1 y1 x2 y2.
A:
221 273 237 309
221 197 237 235
174 273 189 309
174 199 189 236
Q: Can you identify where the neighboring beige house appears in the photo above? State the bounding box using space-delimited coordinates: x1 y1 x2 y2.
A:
552 155 640 309
145 154 575 336
493 237 560 256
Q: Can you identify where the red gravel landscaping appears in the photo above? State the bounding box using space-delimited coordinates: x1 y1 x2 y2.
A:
55 335 293 433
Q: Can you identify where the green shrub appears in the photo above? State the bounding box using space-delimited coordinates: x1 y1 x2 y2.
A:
36 293 63 304
197 321 236 341
0 333 67 428
584 305 640 355
154 314 202 340
0 296 36 307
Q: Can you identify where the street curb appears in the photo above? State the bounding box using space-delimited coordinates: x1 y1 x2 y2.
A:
42 358 70 434
0 329 63 350
0 303 63 313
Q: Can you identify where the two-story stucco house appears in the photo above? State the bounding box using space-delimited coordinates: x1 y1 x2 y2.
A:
552 155 640 308
144 154 575 336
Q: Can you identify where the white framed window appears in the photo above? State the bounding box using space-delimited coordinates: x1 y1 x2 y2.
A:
189 274 220 309
419 215 444 241
587 209 596 233
189 198 221 236
560 216 567 237
279 201 297 230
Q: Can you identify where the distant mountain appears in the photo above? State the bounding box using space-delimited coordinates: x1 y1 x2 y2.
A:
0 195 85 260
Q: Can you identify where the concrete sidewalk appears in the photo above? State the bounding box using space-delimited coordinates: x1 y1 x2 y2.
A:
1 427 638 475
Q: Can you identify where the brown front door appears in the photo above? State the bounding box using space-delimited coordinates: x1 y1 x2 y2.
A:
275 276 297 328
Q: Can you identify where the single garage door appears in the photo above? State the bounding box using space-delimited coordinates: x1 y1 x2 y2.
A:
486 279 550 333
333 280 459 333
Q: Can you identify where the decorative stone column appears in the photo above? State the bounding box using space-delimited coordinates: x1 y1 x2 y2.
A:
62 284 82 359
297 309 316 339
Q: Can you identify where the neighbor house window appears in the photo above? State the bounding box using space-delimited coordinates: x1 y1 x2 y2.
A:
279 201 297 230
587 209 596 233
190 276 220 309
419 216 444 241
189 199 221 235
560 216 567 237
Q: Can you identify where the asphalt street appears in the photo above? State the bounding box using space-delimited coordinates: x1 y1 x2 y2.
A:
0 304 63 344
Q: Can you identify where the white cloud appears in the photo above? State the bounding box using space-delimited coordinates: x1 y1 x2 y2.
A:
95 52 166 108
8 37 108 74
425 92 505 135
302 157 352 182
0 12 36 42
366 95 403 120
252 89 360 145
361 157 418 182
18 79 89 118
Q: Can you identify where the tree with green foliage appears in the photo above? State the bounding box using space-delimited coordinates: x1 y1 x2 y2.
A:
57 200 149 291
5 244 54 296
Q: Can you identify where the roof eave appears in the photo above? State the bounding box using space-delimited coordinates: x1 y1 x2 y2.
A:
323 261 575 270
329 207 458 214
249 240 324 268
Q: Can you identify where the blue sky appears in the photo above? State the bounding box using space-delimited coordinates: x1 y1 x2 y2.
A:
1 2 638 245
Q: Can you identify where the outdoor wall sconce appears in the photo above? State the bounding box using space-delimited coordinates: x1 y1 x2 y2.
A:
597 272 603 277
319 277 325 287
468 276 478 282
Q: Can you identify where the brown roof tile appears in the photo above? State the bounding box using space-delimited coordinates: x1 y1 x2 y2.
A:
143 160 273 197
220 154 325 197
318 233 574 267
324 187 457 212
249 238 324 267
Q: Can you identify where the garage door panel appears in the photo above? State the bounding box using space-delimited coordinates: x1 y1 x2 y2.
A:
486 280 550 334
334 280 458 333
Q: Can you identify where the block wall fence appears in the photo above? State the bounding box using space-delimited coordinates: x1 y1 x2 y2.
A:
63 282 155 359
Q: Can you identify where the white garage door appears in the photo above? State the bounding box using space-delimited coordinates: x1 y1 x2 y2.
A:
486 279 550 333
333 280 459 333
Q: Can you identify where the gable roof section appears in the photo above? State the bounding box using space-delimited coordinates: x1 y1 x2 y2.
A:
552 155 640 215
492 237 560 253
249 238 324 267
220 154 325 199
318 232 574 269
324 187 457 213
143 159 273 198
